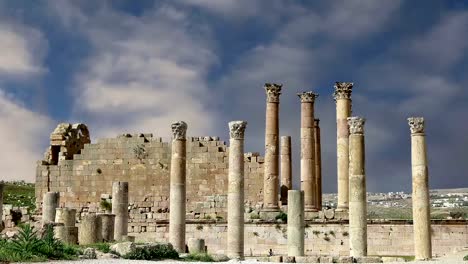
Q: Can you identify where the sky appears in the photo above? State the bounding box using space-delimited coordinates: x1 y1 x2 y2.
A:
0 0 467 193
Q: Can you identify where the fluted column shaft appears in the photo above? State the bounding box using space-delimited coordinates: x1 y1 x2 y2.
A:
298 92 318 211
112 181 129 241
169 121 188 253
263 83 282 210
348 117 367 258
280 136 292 205
314 119 322 210
334 82 353 211
227 121 247 259
0 183 3 229
409 117 432 260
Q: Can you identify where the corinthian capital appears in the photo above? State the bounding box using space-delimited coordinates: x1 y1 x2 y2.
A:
408 117 424 134
333 82 353 100
229 121 247 139
264 83 282 103
347 117 365 135
297 91 319 103
171 121 187 140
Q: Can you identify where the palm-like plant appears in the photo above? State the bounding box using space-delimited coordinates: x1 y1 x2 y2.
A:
39 225 64 259
9 224 43 254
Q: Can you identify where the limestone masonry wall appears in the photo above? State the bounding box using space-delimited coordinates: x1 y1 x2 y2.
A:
36 133 265 220
131 222 468 257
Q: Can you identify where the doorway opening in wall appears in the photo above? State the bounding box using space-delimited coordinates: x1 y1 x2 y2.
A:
50 146 60 165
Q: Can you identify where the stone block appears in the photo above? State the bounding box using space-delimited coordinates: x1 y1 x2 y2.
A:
319 256 333 263
335 256 352 263
283 256 295 263
295 256 319 263
269 256 283 262
354 256 382 263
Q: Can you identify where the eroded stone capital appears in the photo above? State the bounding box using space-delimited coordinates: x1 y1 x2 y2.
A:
171 121 187 140
298 91 319 103
408 117 425 134
347 117 366 135
264 83 282 103
333 82 353 101
229 121 247 139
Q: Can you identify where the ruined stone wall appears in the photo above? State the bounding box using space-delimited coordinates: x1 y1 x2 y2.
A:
36 133 265 220
131 221 468 257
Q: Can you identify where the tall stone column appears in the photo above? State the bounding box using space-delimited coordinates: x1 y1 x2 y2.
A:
287 190 304 257
169 121 188 253
78 213 99 245
112 181 129 241
314 119 322 211
333 82 353 211
408 117 432 260
298 91 318 212
348 117 367 258
280 136 292 205
263 83 282 211
42 192 60 225
227 121 247 259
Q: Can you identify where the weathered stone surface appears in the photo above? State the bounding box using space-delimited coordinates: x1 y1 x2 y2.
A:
78 213 99 245
169 121 187 253
82 248 97 259
0 183 4 232
110 242 135 256
188 238 205 253
334 82 353 211
43 123 90 164
264 83 281 211
112 182 129 241
354 256 382 263
348 117 367 258
42 192 60 225
227 121 247 259
288 190 304 257
409 117 431 260
280 136 292 205
313 119 322 210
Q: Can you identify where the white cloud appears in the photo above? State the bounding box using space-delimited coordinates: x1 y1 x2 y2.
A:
0 23 47 77
69 4 221 139
0 89 53 182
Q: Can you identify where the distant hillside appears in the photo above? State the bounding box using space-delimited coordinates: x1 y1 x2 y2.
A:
1 181 35 210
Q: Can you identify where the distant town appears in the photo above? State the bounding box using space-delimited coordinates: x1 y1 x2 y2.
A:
323 188 468 209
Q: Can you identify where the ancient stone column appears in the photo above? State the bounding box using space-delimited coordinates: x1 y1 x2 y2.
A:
54 208 78 244
333 82 353 211
112 181 129 241
287 190 304 257
227 121 247 259
169 121 188 253
42 192 60 225
263 83 282 211
188 238 206 253
348 117 367 258
408 117 432 260
78 213 99 245
314 119 322 210
298 91 318 212
280 136 292 205
99 213 115 242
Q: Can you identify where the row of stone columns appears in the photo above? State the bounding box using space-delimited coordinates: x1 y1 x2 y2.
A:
265 84 323 211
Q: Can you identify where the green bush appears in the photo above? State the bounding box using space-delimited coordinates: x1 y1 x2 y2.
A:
100 200 112 212
0 224 80 262
184 253 215 262
275 211 287 222
463 254 468 261
123 243 179 260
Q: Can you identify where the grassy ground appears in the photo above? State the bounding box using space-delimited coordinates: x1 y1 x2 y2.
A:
368 205 468 220
2 181 36 210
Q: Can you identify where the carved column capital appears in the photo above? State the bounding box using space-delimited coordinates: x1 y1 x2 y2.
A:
408 117 425 134
229 121 247 139
347 117 366 135
171 121 187 140
298 91 319 103
264 83 282 103
333 82 353 101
